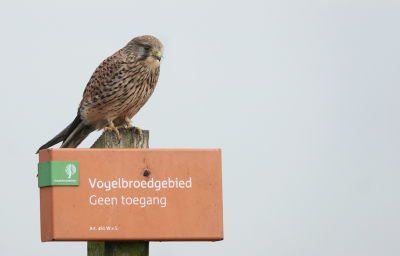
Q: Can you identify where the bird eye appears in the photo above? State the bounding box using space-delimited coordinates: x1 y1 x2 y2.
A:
143 45 151 52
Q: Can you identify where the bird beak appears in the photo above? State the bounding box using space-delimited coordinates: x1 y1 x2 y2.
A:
153 50 162 61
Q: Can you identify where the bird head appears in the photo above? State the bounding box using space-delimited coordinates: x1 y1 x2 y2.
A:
126 35 164 68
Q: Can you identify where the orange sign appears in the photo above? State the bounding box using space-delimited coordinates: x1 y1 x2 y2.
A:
39 148 223 241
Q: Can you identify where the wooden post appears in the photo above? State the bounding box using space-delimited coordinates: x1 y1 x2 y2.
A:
88 128 150 256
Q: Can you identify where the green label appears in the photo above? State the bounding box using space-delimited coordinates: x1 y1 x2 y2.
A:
38 161 79 187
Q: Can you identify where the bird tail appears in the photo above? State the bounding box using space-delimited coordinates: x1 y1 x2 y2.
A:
36 114 95 154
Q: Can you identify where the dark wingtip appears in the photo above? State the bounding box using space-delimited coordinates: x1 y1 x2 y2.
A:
36 141 55 154
36 146 44 154
35 114 82 154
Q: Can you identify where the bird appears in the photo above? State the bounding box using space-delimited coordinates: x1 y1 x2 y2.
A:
36 35 163 154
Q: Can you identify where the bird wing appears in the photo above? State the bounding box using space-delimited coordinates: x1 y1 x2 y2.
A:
79 49 126 108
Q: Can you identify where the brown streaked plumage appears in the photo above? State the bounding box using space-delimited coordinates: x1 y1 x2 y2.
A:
36 35 163 153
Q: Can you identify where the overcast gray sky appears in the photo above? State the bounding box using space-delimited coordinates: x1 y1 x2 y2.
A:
1 0 400 255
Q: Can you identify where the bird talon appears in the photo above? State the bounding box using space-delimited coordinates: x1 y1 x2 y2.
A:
135 127 143 138
125 125 143 140
104 126 121 140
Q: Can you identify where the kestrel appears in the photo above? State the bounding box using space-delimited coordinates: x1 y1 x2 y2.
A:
37 35 163 153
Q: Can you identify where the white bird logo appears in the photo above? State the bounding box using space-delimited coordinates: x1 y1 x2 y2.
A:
65 164 76 179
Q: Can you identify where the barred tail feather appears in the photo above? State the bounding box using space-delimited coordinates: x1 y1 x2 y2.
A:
60 123 95 148
36 114 94 153
36 125 72 154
